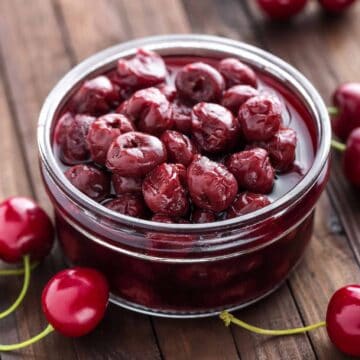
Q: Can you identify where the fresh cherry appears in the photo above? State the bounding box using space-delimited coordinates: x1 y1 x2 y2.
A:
41 267 109 337
0 197 54 263
142 163 189 217
160 130 198 166
331 83 360 141
219 58 258 88
112 174 142 194
226 148 275 193
175 62 225 103
71 76 119 115
187 155 238 212
106 131 167 177
126 87 172 135
191 102 240 153
318 0 356 13
326 284 360 357
238 94 282 141
86 113 134 165
221 85 259 115
55 113 95 165
256 0 308 20
104 194 148 218
191 208 217 223
116 48 167 89
65 164 110 202
343 128 360 186
226 192 271 218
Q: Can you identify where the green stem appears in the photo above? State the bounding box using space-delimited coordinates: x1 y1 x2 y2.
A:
0 261 38 276
0 255 31 319
0 324 54 351
220 311 326 336
331 139 346 152
328 106 339 117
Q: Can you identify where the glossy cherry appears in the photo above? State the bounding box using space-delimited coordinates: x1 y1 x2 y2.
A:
226 192 271 218
175 62 225 103
318 0 356 13
104 194 148 218
326 284 360 357
221 85 259 115
331 83 360 141
256 0 308 20
343 127 360 186
112 174 142 194
191 208 217 223
219 58 257 88
0 197 54 263
41 267 109 337
169 100 193 134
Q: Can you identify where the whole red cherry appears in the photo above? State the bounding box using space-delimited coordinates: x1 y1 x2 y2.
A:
104 194 148 218
142 163 189 217
326 284 360 357
238 94 282 141
192 102 240 153
71 76 119 115
112 174 142 194
169 100 193 134
187 155 238 212
343 127 360 186
256 0 308 20
65 164 110 202
226 148 275 193
191 208 217 223
221 85 259 115
160 130 198 166
219 58 258 88
175 62 225 103
126 87 172 135
0 197 54 263
106 132 167 177
116 48 167 89
332 83 360 141
226 192 271 218
86 113 134 165
318 0 355 13
42 267 109 337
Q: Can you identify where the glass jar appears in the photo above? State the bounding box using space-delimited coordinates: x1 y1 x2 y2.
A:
38 35 331 318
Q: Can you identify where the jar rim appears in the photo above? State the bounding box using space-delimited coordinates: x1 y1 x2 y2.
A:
37 34 331 233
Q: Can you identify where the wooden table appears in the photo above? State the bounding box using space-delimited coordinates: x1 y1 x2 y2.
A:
0 0 359 358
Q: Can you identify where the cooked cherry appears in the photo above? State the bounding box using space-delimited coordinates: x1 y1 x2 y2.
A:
117 48 167 89
256 0 308 20
332 83 360 140
56 113 94 165
104 194 148 218
226 148 274 193
160 130 198 166
187 155 238 212
226 192 271 218
192 102 240 153
143 163 189 217
318 0 355 13
326 284 360 357
126 87 172 135
169 100 193 133
175 62 225 103
191 208 217 223
86 113 134 165
221 85 259 114
41 267 109 337
71 76 119 115
115 100 130 116
156 83 177 101
252 127 297 172
0 197 54 263
112 173 142 194
65 164 110 202
343 128 360 186
106 131 167 177
219 58 257 88
238 94 282 141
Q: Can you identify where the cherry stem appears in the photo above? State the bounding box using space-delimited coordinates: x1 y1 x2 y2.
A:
220 311 326 336
331 139 346 152
0 324 54 351
0 255 31 320
0 261 38 276
328 106 339 117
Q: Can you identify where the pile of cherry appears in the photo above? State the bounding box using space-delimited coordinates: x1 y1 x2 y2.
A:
256 0 357 20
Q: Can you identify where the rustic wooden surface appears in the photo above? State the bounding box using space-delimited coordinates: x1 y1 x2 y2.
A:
0 0 359 358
